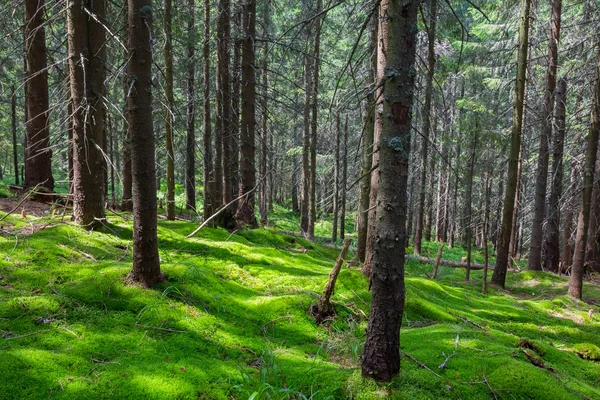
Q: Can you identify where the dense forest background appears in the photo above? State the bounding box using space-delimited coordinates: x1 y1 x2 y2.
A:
1 0 600 395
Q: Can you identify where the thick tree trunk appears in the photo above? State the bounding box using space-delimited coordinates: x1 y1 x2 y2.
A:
217 0 232 206
568 44 600 299
492 0 532 288
231 12 241 212
340 115 348 240
362 0 388 276
585 151 600 272
126 0 162 287
185 0 197 211
24 0 54 191
361 0 418 382
202 0 214 221
236 0 257 226
164 0 175 220
68 0 107 228
414 0 437 254
528 0 562 270
543 79 567 272
357 14 377 262
259 7 269 226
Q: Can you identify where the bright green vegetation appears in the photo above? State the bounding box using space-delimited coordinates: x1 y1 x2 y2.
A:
1 207 600 399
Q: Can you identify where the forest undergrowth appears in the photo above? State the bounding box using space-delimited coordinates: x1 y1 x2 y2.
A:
0 194 600 399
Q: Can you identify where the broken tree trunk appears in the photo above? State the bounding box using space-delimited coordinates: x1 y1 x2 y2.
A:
313 238 352 322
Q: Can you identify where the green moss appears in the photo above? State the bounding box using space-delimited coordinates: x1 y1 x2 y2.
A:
572 343 600 361
0 206 599 399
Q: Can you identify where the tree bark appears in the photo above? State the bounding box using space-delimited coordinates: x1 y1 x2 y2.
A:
492 0 532 288
217 0 233 206
68 0 107 228
308 0 324 238
126 0 162 287
424 114 437 242
301 48 312 234
259 4 270 226
11 86 19 186
464 130 478 281
568 44 600 299
543 79 567 272
357 13 377 262
332 109 340 242
202 0 214 221
361 0 418 382
164 0 175 220
362 0 388 276
528 0 562 270
185 0 197 211
340 114 348 240
236 0 257 226
414 0 437 254
24 0 54 191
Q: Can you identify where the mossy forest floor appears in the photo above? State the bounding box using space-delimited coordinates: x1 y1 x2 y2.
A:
1 199 600 399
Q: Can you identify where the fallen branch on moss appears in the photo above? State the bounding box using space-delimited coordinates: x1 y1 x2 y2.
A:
402 351 443 379
408 255 492 271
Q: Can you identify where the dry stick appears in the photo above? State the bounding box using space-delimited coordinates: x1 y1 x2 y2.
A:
0 182 43 223
133 324 186 333
448 311 484 329
402 352 443 379
317 239 352 315
482 373 498 400
433 244 445 279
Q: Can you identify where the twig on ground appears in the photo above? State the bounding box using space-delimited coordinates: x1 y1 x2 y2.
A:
133 324 186 333
402 351 443 379
448 311 484 329
482 373 498 400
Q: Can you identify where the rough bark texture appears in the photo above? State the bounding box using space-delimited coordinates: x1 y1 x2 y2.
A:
414 0 436 254
586 151 600 272
492 0 532 288
164 0 175 220
185 0 196 210
300 50 312 234
464 131 478 281
68 0 107 228
313 238 352 320
356 13 377 262
217 0 232 206
543 79 567 272
361 0 388 276
308 0 323 238
236 0 257 226
528 0 562 270
424 115 437 242
568 44 600 299
361 0 418 383
340 115 348 240
202 0 214 221
332 110 340 242
562 160 578 271
126 0 162 287
11 86 19 185
24 0 54 191
259 4 270 226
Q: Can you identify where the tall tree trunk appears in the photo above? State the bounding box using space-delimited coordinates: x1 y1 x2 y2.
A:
362 0 388 276
414 0 437 254
424 114 437 242
236 0 257 226
126 0 162 287
568 44 600 299
332 109 340 242
164 0 175 220
543 79 567 272
357 13 377 261
203 0 214 221
214 0 226 209
24 0 54 191
435 113 448 242
491 0 532 288
464 130 478 281
231 11 241 212
259 5 270 226
301 52 312 234
361 0 419 382
121 13 133 211
340 114 348 240
218 0 232 206
562 160 578 272
308 0 324 238
11 86 19 185
185 0 197 210
528 0 562 270
68 0 107 228
585 150 600 272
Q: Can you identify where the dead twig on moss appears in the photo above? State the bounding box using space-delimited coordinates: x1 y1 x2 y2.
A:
402 352 443 379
